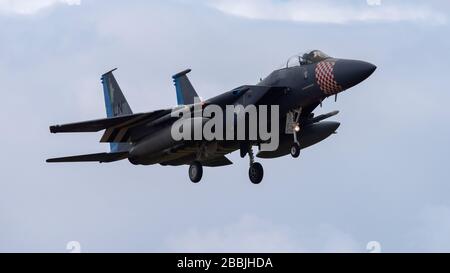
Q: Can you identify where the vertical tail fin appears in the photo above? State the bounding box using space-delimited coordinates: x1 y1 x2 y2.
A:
101 68 132 152
172 69 199 105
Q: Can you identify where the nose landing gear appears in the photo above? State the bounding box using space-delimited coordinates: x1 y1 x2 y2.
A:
290 143 301 158
287 108 302 158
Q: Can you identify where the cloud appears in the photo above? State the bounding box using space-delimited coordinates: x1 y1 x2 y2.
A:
406 205 450 252
0 0 81 15
166 215 296 252
166 215 360 252
207 0 447 24
1 0 450 253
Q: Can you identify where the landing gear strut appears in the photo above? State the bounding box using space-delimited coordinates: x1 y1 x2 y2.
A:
248 146 263 184
288 108 302 158
189 161 203 183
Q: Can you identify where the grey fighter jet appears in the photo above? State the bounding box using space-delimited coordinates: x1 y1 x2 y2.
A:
47 50 376 184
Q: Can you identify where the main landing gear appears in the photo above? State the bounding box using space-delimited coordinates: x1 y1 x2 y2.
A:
248 146 263 184
188 146 264 184
290 143 300 158
188 161 203 183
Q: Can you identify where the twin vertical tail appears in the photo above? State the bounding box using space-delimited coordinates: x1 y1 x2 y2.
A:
101 68 199 151
172 69 199 105
101 68 133 152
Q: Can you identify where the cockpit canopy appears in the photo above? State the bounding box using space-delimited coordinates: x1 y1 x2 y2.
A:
285 50 331 68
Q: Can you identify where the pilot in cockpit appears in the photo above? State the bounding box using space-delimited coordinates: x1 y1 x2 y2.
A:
301 50 331 65
285 50 332 68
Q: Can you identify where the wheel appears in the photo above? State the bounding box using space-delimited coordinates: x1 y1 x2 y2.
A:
290 143 300 158
248 162 264 184
189 161 203 183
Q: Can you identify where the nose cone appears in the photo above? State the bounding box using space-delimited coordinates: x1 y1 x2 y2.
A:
334 59 376 90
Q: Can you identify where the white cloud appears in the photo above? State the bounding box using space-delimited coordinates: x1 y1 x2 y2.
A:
166 215 297 252
166 215 360 252
207 0 447 24
0 0 81 15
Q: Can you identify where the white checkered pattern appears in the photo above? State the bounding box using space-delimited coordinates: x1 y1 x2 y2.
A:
315 61 342 95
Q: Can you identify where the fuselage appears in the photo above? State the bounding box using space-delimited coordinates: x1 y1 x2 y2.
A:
47 50 376 184
128 54 376 166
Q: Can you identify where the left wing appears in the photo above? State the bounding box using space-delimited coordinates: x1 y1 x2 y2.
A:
46 151 129 163
50 109 170 133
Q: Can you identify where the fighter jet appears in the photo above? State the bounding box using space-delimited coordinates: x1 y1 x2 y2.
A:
47 50 376 184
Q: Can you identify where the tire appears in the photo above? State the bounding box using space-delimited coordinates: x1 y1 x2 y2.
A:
290 143 300 158
189 161 203 183
248 162 264 184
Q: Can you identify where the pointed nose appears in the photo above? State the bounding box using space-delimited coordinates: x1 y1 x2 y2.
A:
334 59 376 90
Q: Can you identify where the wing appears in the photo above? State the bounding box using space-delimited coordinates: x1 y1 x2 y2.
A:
46 151 129 163
49 109 171 133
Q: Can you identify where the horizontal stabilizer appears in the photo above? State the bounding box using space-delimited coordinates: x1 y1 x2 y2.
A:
46 151 129 163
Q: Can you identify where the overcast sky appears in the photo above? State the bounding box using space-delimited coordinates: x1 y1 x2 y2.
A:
1 0 450 252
